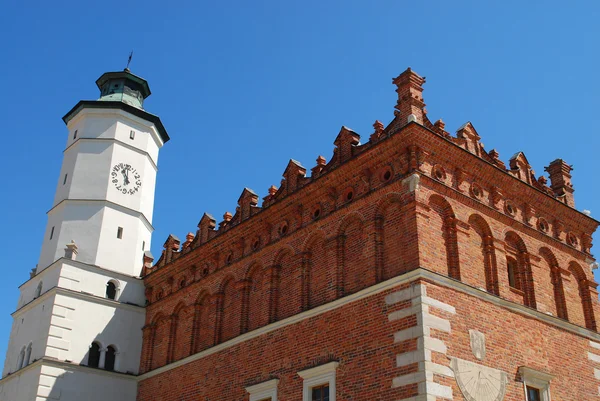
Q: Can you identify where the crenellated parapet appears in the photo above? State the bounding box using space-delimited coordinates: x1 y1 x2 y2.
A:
143 67 598 281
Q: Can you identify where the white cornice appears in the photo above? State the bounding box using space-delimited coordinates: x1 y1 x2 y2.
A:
64 137 159 171
0 357 138 384
20 258 142 290
12 286 144 317
46 199 154 233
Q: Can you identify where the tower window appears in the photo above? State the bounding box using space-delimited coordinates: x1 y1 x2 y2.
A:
142 241 145 250
130 130 135 140
106 281 117 300
117 227 123 239
88 342 101 368
49 226 55 240
105 345 117 371
73 130 78 140
526 386 541 401
34 282 43 298
63 174 68 185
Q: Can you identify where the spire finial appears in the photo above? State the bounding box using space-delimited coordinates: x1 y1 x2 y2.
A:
125 50 133 72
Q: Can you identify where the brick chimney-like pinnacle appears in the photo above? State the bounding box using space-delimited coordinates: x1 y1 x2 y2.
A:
545 159 575 207
392 68 426 126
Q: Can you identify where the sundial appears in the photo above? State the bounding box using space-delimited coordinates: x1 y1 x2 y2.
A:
450 357 508 401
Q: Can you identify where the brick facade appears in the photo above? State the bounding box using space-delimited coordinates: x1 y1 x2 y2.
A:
137 68 599 400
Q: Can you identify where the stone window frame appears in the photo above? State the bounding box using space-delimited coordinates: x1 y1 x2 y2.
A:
519 366 553 401
245 378 279 401
297 361 339 401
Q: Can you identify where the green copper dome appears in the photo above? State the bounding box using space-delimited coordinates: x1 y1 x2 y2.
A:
96 68 151 109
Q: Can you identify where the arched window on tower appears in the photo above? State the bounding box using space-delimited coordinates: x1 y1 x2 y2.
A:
106 281 118 300
88 342 101 368
24 343 32 366
105 345 117 371
34 282 43 299
17 347 25 370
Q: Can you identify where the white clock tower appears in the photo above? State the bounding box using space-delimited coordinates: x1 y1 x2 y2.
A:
0 68 169 401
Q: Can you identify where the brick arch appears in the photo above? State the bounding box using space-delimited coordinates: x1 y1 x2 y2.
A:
302 230 333 309
191 290 213 354
468 214 499 295
504 231 536 308
169 301 193 363
337 212 372 296
429 194 461 280
273 246 302 321
243 261 271 332
539 247 568 320
375 192 409 281
568 261 597 331
149 312 171 370
218 275 242 343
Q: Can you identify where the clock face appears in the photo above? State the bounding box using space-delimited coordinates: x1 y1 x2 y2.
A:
111 163 142 195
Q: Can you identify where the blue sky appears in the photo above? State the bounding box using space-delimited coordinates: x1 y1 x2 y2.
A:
0 1 598 361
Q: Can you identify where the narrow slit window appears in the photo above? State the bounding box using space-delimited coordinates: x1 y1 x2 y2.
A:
142 241 145 250
49 226 55 240
117 227 123 239
63 174 68 185
507 257 519 290
130 130 135 140
73 130 78 139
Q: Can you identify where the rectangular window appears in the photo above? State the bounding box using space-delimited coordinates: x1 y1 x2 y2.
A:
117 227 123 239
526 386 541 401
130 130 135 140
73 130 78 139
507 257 519 289
311 384 330 401
245 379 278 401
63 174 68 185
142 241 145 250
49 226 55 240
298 362 338 401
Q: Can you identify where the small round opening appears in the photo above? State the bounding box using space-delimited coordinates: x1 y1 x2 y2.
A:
471 184 482 198
226 254 233 265
568 233 578 247
179 279 186 288
252 239 260 250
505 202 516 216
202 268 209 277
538 219 549 233
313 208 321 219
280 224 288 235
383 170 392 182
435 168 444 180
346 191 354 201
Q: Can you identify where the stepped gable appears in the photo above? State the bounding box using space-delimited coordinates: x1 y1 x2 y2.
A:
142 67 598 303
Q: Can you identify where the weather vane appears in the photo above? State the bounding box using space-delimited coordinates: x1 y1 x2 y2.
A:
125 51 133 70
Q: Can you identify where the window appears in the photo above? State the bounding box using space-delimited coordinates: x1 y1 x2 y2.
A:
507 257 519 290
17 347 25 370
106 281 117 300
63 173 68 185
142 241 145 250
24 343 32 366
88 342 101 368
49 226 55 240
312 384 329 401
527 386 541 401
105 345 116 371
73 130 78 140
34 282 43 298
117 227 123 239
298 362 338 401
130 130 135 140
519 366 553 401
245 379 279 401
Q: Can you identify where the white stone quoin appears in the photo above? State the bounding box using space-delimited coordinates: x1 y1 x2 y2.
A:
0 69 168 401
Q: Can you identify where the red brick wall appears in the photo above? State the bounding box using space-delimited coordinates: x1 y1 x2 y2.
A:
139 69 598 399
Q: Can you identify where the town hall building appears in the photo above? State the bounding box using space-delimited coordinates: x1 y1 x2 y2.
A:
1 66 599 401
